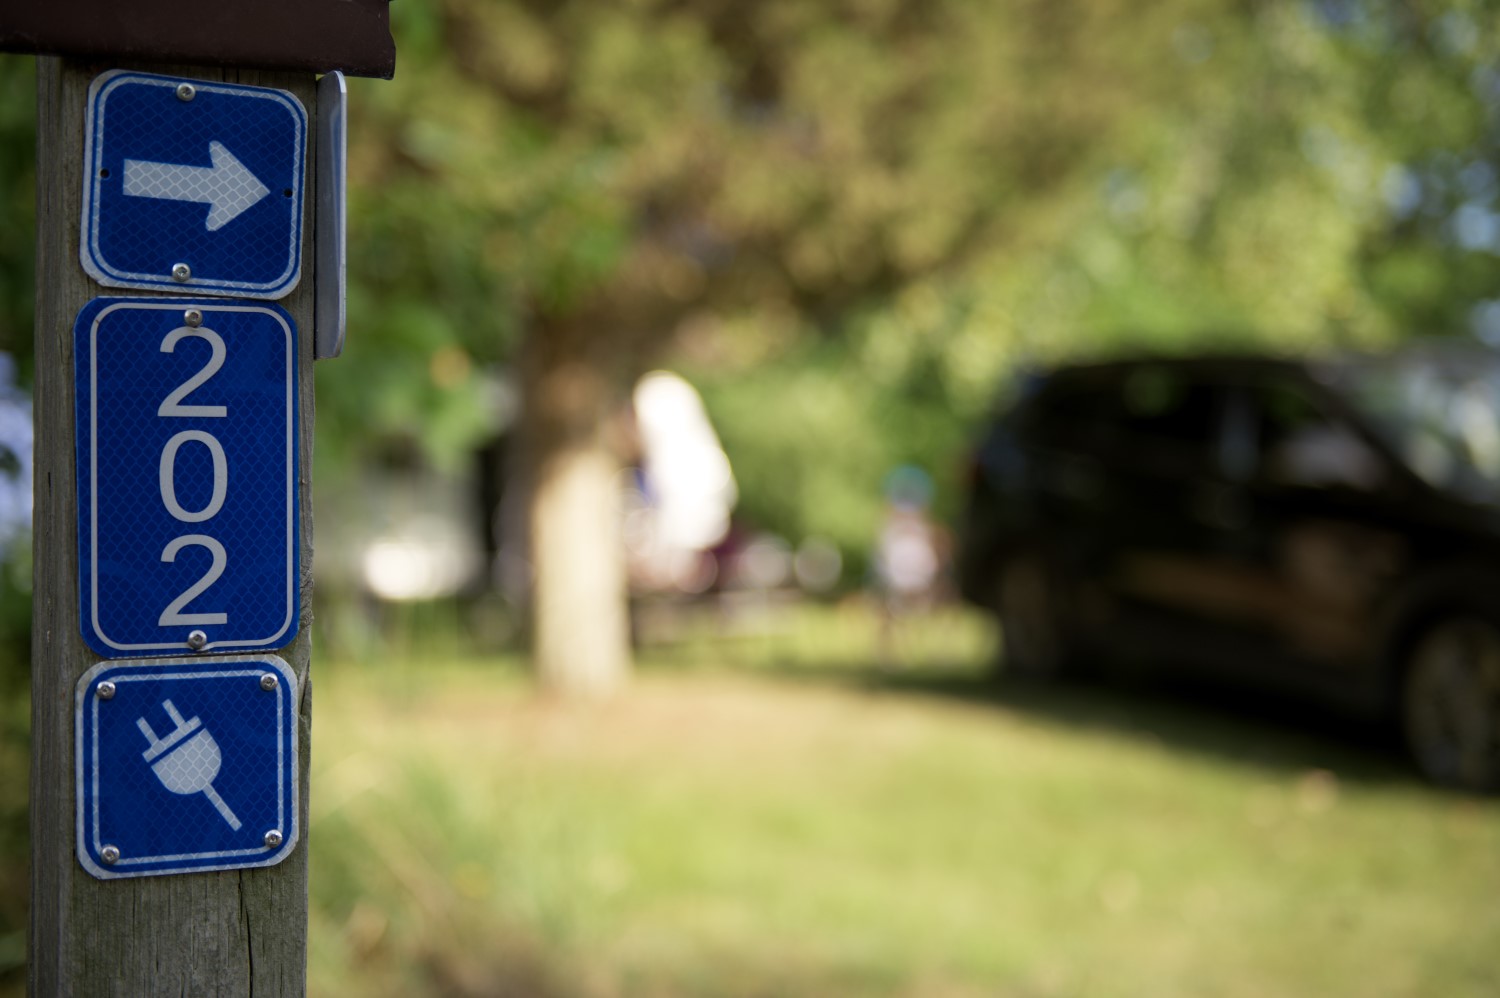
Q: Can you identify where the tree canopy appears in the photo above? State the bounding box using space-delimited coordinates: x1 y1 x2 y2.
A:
329 0 1500 566
1 1 1498 683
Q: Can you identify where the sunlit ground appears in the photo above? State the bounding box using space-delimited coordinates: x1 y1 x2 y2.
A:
307 600 1500 998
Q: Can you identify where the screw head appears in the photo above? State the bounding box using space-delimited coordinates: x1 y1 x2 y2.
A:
184 309 203 328
96 681 116 700
263 830 284 849
176 83 196 102
171 262 191 283
186 630 208 651
260 673 279 691
101 845 120 864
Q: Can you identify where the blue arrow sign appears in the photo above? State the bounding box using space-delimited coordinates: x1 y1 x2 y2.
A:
75 298 299 658
76 656 300 879
80 70 307 299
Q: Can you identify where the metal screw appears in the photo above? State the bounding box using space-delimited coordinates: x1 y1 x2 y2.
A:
263 830 284 849
184 309 203 327
186 630 208 651
96 681 116 700
176 83 196 102
101 845 120 864
260 673 278 691
171 262 191 283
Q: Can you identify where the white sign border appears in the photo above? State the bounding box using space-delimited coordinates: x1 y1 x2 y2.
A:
84 300 296 655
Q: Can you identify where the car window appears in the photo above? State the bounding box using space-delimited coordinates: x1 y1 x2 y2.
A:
1031 367 1224 475
1118 367 1221 454
1333 356 1500 499
1025 378 1121 451
1248 382 1386 491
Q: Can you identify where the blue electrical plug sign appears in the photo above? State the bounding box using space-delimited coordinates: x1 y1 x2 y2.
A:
76 656 298 879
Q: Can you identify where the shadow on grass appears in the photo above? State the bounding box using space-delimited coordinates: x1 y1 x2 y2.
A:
766 657 1423 789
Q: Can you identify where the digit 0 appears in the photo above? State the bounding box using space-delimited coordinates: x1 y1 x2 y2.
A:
159 430 228 523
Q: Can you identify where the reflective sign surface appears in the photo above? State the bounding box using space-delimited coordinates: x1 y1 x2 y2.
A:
76 656 300 879
75 298 298 658
80 70 307 298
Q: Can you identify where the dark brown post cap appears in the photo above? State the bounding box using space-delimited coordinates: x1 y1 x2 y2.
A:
0 0 396 79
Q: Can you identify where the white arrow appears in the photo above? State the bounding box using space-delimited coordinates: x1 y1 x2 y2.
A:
123 141 272 232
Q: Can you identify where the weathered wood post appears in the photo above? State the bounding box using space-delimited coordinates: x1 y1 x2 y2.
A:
1 6 393 995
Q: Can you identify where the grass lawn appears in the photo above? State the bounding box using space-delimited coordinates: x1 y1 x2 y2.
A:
305 602 1500 997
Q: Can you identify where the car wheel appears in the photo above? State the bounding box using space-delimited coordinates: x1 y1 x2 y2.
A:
1401 616 1500 792
998 556 1073 678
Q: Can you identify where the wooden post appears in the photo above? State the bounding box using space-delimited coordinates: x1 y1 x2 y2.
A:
28 57 317 996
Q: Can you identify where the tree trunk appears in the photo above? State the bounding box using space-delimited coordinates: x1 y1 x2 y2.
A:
519 318 631 697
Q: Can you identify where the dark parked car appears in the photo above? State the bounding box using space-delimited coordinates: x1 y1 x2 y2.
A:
957 348 1500 791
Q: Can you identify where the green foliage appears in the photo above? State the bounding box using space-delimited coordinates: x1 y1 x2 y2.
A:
1338 3 1500 333
692 326 976 571
0 540 30 688
313 0 1500 577
0 57 35 373
698 355 889 566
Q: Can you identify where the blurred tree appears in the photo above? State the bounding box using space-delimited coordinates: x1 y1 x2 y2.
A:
336 0 1500 695
348 0 1225 692
1349 3 1500 335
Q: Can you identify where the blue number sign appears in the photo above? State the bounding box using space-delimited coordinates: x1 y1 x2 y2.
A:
75 298 299 658
76 656 299 879
80 70 307 298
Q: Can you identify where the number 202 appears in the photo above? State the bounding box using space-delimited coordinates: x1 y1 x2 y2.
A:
156 325 230 629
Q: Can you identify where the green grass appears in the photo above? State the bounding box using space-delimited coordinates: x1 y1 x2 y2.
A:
306 602 1500 997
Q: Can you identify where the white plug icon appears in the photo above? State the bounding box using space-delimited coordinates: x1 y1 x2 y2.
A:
137 699 241 830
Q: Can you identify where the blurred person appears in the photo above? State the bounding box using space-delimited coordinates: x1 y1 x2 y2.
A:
873 465 944 661
624 371 738 596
